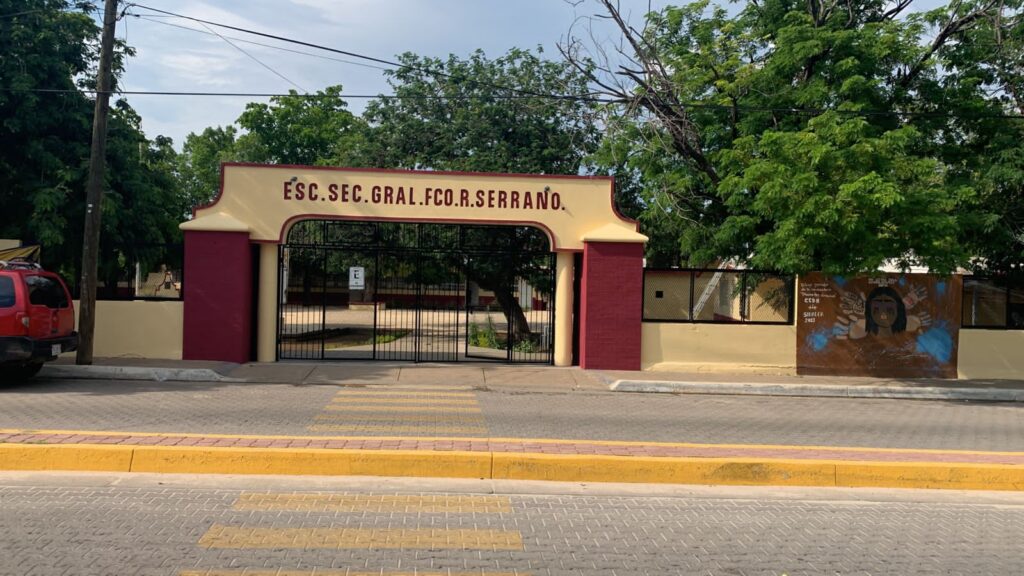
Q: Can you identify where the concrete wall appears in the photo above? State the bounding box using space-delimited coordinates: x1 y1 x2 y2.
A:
0 239 20 250
958 330 1024 380
641 322 796 374
69 300 184 360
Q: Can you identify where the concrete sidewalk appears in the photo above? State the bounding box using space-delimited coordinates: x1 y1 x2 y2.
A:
46 356 1024 402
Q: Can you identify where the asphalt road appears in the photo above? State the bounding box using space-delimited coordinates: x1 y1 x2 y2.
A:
1 472 1022 576
1 376 1023 451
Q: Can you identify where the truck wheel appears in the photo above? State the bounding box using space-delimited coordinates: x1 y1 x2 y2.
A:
1 363 43 383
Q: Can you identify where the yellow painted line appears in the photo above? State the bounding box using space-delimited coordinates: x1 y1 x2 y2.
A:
334 391 477 398
179 565 524 569
0 444 132 472
307 425 489 434
314 414 485 423
197 525 523 550
180 571 524 576
330 397 480 406
344 385 474 391
233 493 512 513
5 428 1024 457
129 447 491 478
322 405 482 413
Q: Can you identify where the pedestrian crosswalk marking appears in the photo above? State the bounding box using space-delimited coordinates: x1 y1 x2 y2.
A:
334 391 477 398
233 493 512 513
181 565 528 569
309 387 488 435
307 424 489 434
322 404 483 413
197 525 523 550
314 413 485 423
330 397 481 406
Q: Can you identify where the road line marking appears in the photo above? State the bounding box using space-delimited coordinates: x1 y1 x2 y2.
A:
307 425 489 434
233 493 512 513
334 391 477 398
179 565 524 569
313 414 485 423
197 525 523 550
322 405 482 413
330 397 480 406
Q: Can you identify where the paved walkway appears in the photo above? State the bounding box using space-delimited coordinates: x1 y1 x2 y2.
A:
3 429 1023 465
10 360 1024 490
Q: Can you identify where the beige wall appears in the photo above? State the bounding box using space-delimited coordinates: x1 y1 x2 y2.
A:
67 300 183 360
958 330 1024 380
0 239 20 250
641 322 796 374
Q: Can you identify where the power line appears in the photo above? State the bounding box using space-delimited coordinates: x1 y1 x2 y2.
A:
6 87 1023 120
197 21 307 93
126 3 597 102
129 15 391 71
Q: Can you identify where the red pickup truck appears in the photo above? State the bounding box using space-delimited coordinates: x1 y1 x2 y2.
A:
0 260 78 381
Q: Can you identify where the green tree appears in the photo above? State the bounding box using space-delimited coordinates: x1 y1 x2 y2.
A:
177 126 239 211
0 0 184 287
568 0 1020 274
363 48 600 337
176 86 368 211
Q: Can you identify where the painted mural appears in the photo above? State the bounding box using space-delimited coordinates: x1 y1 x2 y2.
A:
796 273 962 378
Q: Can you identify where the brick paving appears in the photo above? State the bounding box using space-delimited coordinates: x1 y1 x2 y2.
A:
1 477 1022 575
5 369 1024 451
2 429 1023 465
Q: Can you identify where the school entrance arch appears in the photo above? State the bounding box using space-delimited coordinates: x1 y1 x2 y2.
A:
180 163 647 369
278 220 556 363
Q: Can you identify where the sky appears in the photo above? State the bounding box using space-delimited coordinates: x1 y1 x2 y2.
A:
114 0 673 147
113 0 948 147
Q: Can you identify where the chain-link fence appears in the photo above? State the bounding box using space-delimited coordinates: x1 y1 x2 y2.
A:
643 269 794 324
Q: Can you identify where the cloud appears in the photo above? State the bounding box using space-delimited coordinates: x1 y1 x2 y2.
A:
158 50 244 87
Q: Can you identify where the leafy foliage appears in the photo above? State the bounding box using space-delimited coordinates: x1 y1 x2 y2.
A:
571 0 1023 274
0 0 184 288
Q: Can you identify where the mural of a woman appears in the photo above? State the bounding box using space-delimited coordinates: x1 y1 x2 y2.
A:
865 286 907 336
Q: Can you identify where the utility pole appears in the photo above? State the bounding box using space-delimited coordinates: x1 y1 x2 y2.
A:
76 0 118 365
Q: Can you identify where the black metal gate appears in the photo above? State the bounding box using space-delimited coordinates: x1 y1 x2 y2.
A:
277 221 556 363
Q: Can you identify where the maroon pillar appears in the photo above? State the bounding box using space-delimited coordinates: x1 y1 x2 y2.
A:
579 241 643 370
183 230 253 363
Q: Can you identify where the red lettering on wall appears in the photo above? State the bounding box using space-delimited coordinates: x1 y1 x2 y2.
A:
283 181 293 200
497 190 507 209
475 190 485 207
352 184 362 203
328 183 339 201
510 190 520 209
536 191 548 210
460 189 469 207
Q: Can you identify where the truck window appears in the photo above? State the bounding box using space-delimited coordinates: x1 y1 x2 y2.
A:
25 275 69 309
0 276 14 307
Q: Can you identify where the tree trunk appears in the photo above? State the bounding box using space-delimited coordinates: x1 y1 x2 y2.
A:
492 284 532 342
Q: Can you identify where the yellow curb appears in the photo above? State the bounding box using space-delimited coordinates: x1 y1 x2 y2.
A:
129 447 491 478
491 452 836 487
0 441 1022 491
0 444 132 472
835 461 1024 491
